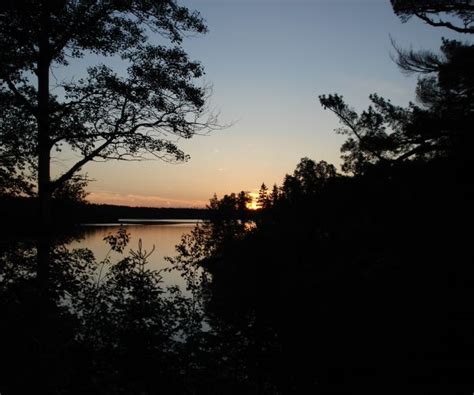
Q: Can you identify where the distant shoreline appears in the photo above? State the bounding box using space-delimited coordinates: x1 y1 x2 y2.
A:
81 219 205 226
0 197 210 234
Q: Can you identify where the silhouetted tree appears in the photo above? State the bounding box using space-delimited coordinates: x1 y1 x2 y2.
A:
178 192 255 265
0 154 35 197
391 0 474 34
0 96 36 196
0 0 214 228
269 183 280 207
281 157 338 198
319 93 416 174
52 175 89 204
237 191 252 212
257 183 269 209
294 157 337 194
208 192 250 217
161 3 474 391
321 10 474 175
0 229 209 393
281 174 303 203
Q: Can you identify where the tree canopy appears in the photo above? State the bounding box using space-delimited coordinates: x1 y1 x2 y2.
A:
320 1 474 175
391 0 474 33
0 1 215 214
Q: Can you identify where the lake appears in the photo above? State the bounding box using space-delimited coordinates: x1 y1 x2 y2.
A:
69 220 201 290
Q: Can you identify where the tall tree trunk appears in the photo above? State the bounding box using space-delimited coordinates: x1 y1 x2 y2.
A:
38 5 51 230
37 3 51 288
36 7 54 392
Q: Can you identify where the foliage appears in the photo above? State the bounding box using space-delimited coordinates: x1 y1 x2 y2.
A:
282 157 338 199
293 157 337 193
391 0 474 33
257 182 269 209
269 183 280 206
165 4 474 388
0 227 208 393
207 190 253 219
320 1 474 176
2 1 474 392
172 194 256 274
0 94 36 196
0 0 216 226
319 93 415 173
51 175 89 204
320 39 474 174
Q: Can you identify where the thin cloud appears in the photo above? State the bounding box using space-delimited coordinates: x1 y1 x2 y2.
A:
87 191 207 208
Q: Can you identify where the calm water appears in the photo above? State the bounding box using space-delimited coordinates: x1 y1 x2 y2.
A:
69 220 200 290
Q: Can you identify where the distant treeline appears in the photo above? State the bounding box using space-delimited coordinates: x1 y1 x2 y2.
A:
0 196 210 229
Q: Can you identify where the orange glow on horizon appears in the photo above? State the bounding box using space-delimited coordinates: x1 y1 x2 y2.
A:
86 191 207 208
247 192 259 210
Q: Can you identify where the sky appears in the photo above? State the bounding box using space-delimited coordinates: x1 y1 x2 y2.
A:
51 0 465 208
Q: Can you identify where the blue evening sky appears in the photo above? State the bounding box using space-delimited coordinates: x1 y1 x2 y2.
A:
53 0 465 207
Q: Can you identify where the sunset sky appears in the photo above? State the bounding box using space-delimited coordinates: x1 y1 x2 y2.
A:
51 0 464 208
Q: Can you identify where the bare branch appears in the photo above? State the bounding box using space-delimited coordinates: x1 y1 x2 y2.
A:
415 11 474 33
50 136 114 191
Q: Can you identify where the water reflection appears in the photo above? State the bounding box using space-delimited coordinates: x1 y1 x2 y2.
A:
0 221 211 394
69 221 200 290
